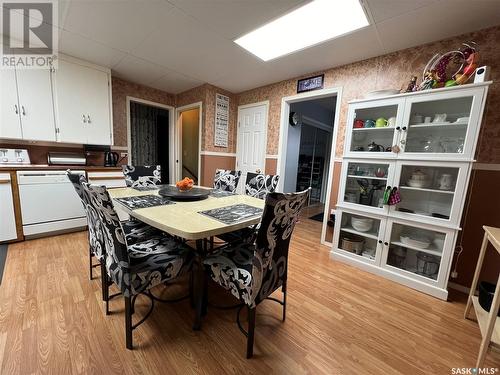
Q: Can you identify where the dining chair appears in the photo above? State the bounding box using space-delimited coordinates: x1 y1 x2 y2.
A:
67 171 165 282
203 188 310 358
123 165 162 187
81 181 193 349
217 173 280 244
244 173 280 199
213 169 241 193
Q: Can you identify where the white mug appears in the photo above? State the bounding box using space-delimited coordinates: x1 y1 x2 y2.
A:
387 117 397 127
433 113 447 123
438 174 453 190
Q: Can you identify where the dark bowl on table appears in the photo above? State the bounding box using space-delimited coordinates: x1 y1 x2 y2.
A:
478 281 500 316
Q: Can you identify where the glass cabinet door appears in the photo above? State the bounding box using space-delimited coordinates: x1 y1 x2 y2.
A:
381 220 453 284
340 160 392 214
345 99 403 158
390 161 468 226
400 88 484 159
335 210 385 264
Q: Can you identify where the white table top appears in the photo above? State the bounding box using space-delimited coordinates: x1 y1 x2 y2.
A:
109 187 265 240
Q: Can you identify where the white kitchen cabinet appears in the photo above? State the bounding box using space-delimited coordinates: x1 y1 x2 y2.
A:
54 59 112 145
333 83 491 300
344 84 488 161
16 69 57 141
0 69 22 139
0 173 18 242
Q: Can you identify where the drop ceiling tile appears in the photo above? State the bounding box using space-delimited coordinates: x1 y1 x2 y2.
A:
112 55 169 84
148 72 204 94
168 0 309 39
365 0 438 23
59 30 126 68
61 0 173 52
376 0 500 53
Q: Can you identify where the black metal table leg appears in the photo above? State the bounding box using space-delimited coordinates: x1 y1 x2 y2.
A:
193 239 204 330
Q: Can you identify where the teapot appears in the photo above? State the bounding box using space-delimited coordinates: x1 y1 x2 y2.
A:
367 142 384 152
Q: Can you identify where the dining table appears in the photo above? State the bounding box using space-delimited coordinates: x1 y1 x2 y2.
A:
108 185 265 329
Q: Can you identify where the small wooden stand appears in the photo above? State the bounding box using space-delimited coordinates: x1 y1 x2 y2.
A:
464 226 500 368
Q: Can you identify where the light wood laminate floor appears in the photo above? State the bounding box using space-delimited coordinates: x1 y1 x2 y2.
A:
0 221 498 374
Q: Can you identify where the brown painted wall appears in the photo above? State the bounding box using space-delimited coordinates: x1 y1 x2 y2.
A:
200 154 236 187
265 158 277 175
111 77 176 147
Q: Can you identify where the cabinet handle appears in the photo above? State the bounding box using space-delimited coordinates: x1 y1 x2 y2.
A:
14 104 18 114
378 240 383 244
402 126 407 131
396 126 401 130
83 114 87 123
21 106 26 116
384 242 389 246
87 115 91 123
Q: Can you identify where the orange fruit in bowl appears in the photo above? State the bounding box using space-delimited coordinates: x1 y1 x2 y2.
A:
176 177 194 191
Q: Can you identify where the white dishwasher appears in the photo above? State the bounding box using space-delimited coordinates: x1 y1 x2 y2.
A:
17 170 87 237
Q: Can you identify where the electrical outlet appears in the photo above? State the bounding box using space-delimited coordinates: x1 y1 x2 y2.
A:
451 271 458 278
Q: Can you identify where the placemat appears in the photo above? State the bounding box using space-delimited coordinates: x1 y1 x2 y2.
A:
210 190 236 198
132 186 160 192
199 204 263 225
115 195 175 210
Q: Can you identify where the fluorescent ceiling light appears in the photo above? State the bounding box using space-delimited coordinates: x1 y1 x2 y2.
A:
234 0 369 61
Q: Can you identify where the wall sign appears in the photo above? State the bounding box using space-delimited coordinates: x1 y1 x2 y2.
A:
297 74 324 93
214 93 229 147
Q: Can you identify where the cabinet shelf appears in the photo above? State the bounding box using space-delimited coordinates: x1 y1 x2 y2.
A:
340 226 379 240
399 186 454 194
409 121 467 129
352 127 394 132
472 296 500 348
390 241 442 256
347 175 387 181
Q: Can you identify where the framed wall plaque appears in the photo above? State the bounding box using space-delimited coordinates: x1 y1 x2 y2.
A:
297 74 324 93
214 93 229 147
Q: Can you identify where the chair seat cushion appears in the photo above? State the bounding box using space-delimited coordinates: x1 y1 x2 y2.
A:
127 236 193 295
203 242 256 304
121 220 165 245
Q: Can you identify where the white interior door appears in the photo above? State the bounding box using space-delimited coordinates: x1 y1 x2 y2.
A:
236 104 267 194
0 69 22 139
16 69 56 141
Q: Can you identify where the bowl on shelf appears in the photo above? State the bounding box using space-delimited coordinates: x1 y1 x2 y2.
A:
400 234 431 249
406 179 431 188
351 217 373 232
340 235 364 255
433 236 445 250
479 281 500 317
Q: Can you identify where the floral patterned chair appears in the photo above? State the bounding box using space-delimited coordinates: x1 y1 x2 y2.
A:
213 169 241 193
122 165 162 187
67 171 164 284
217 173 280 244
80 181 193 349
245 173 280 199
203 188 309 358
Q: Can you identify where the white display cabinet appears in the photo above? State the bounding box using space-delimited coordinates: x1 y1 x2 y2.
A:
344 85 487 161
333 83 491 300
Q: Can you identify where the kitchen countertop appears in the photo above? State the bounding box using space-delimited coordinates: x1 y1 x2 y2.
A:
0 165 124 171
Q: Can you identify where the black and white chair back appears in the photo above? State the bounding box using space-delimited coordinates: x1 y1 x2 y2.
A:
245 173 280 199
213 169 241 193
66 171 104 264
123 165 161 187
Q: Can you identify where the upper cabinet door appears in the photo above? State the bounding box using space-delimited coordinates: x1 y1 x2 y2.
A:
16 69 56 141
54 60 89 143
85 68 111 145
0 69 22 139
399 87 485 160
344 98 405 159
54 59 112 145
